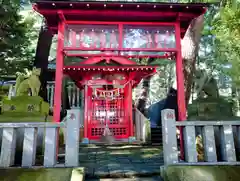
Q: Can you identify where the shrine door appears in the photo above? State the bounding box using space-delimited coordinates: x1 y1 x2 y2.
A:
87 86 129 140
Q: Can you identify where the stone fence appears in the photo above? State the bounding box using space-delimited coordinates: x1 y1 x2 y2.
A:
0 115 81 168
162 109 240 165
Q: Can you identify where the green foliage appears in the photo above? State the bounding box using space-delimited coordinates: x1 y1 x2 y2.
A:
0 0 36 77
213 1 240 87
0 85 10 96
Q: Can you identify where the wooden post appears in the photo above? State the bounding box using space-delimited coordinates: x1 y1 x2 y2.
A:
53 20 64 123
175 22 187 160
175 22 187 121
83 85 89 142
128 82 134 137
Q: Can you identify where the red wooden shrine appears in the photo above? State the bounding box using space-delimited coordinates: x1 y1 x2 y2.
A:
63 57 156 140
33 1 207 143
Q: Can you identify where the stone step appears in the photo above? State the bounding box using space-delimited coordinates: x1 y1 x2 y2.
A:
86 171 162 180
86 176 163 181
151 127 163 145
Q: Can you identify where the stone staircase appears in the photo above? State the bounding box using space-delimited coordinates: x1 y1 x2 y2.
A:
151 127 162 146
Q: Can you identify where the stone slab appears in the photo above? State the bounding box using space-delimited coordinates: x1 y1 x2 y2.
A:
78 145 163 178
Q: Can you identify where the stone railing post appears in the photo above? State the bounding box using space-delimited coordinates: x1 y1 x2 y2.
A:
161 109 178 165
65 109 80 167
0 128 17 167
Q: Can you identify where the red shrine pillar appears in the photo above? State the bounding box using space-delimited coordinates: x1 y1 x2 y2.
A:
128 82 134 137
175 22 187 160
83 85 88 139
53 20 64 123
175 22 187 121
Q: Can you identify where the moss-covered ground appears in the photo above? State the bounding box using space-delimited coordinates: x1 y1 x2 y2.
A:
0 168 72 181
163 165 240 181
0 115 52 122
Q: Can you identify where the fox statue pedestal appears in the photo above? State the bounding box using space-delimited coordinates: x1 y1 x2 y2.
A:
0 67 54 164
188 97 234 121
2 96 49 119
0 96 50 164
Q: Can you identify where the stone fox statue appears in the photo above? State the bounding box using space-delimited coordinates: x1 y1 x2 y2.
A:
194 69 219 98
15 67 41 96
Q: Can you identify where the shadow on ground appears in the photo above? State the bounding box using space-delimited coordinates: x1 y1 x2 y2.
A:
77 145 163 178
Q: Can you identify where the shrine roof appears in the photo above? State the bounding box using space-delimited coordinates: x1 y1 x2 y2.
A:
63 64 157 88
33 1 209 38
63 65 156 71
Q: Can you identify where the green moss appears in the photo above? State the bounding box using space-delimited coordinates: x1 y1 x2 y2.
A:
2 96 49 117
41 101 50 116
0 115 52 122
163 166 240 181
188 96 237 120
4 96 43 105
145 119 151 142
0 168 72 181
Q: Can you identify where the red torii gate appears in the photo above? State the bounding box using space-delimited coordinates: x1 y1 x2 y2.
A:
33 1 207 148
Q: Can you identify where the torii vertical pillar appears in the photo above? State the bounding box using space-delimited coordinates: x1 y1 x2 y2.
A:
53 20 64 123
175 25 187 121
175 22 187 160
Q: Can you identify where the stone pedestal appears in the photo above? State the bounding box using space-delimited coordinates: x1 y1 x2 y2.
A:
2 96 49 117
0 96 50 164
188 97 234 120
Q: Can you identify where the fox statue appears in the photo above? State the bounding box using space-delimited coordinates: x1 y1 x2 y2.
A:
15 67 41 96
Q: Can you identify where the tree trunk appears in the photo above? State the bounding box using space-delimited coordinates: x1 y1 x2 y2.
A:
34 25 53 102
181 14 205 104
136 57 155 115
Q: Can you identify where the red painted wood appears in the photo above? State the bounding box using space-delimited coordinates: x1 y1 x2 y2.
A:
57 10 66 22
78 56 137 65
34 1 207 142
87 86 129 140
62 56 156 141
34 1 208 11
65 20 176 26
63 65 156 69
34 1 207 38
35 9 198 22
64 52 171 59
128 82 133 137
53 20 64 123
84 85 89 138
175 23 186 122
175 22 186 160
64 47 177 52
